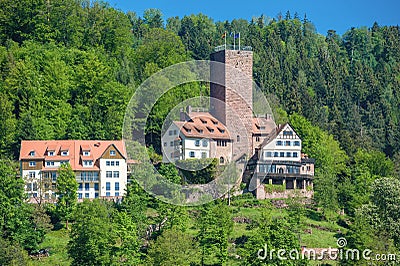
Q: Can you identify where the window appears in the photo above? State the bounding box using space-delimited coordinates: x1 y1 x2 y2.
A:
195 140 200 147
46 161 55 167
293 152 298 158
111 161 115 166
266 152 272 157
274 152 279 157
113 171 119 178
280 152 285 157
110 150 116 156
95 193 99 198
256 136 260 142
237 135 240 142
217 140 227 147
94 183 99 190
115 182 120 191
283 130 293 137
78 183 83 191
189 151 195 158
51 172 57 181
78 193 82 199
83 151 90 156
85 193 89 198
29 161 36 167
27 183 32 191
116 161 119 166
29 172 36 178
307 166 311 171
106 171 112 178
106 161 110 166
106 182 110 191
202 139 208 147
29 151 35 156
285 141 291 146
286 152 291 157
173 130 177 135
169 130 173 136
83 160 93 167
220 157 225 164
48 151 55 156
85 183 89 190
170 141 174 146
276 141 282 146
201 152 207 158
294 141 300 146
61 151 68 156
33 183 38 191
164 142 167 147
106 192 111 197
115 192 120 197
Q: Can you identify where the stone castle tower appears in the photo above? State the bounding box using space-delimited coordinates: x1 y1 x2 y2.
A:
210 49 254 159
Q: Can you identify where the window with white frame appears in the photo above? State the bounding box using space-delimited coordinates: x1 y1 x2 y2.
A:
110 150 116 156
202 139 208 147
83 151 90 156
113 171 119 178
83 160 93 167
29 161 36 167
189 151 195 158
106 171 112 178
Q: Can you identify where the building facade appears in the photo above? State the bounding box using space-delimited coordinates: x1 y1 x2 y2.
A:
19 140 128 202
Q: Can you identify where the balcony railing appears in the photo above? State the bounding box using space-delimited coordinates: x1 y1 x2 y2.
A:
76 176 99 182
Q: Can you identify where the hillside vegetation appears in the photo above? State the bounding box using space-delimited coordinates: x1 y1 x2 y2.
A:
0 1 400 265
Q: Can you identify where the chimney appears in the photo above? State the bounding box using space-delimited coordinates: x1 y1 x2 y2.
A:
180 106 192 122
180 108 185 121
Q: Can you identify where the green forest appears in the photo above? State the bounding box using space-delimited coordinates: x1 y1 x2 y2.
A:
0 0 400 265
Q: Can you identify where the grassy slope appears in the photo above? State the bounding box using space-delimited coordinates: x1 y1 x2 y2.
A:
31 196 346 266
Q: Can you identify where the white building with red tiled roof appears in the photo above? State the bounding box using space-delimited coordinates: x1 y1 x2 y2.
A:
19 140 128 202
162 110 233 164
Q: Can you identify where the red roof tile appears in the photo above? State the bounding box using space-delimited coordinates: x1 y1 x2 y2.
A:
20 140 126 171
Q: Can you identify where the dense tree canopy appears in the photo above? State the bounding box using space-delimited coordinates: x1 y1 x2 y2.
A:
1 1 400 262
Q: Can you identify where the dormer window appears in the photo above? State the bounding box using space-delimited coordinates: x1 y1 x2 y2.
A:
29 151 35 157
200 118 207 124
260 126 265 130
61 151 69 156
217 128 225 133
48 151 55 156
110 150 116 156
83 151 90 156
83 160 93 167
